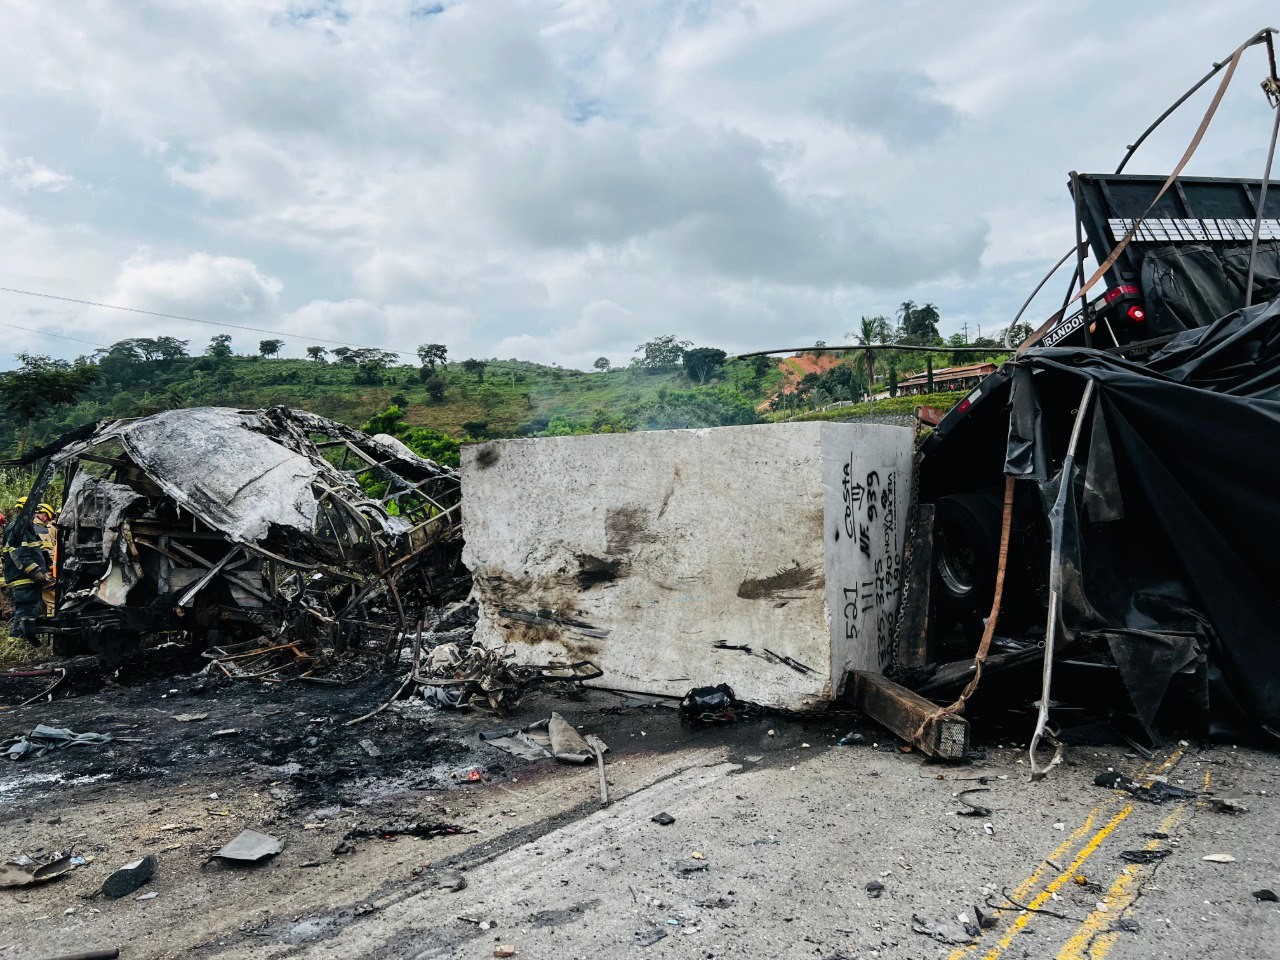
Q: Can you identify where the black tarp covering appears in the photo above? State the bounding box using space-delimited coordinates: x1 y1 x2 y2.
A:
1141 241 1280 336
1008 294 1280 739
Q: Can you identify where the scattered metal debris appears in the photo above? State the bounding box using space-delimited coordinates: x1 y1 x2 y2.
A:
434 871 467 892
214 829 284 864
0 849 78 888
910 913 974 946
586 733 609 806
1207 786 1249 814
954 787 993 817
1094 770 1198 803
2 724 112 760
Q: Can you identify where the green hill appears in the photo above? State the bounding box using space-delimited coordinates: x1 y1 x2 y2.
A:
0 340 1000 465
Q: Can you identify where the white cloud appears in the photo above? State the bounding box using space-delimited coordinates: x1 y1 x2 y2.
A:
0 1 1273 370
108 250 283 317
3 155 73 193
276 298 475 358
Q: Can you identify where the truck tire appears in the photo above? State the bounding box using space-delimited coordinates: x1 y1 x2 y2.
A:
932 492 1004 644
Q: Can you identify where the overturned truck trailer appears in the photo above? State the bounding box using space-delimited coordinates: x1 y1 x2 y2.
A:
916 163 1280 746
20 406 461 663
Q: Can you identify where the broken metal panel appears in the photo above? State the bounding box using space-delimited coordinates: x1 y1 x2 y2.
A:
461 422 914 711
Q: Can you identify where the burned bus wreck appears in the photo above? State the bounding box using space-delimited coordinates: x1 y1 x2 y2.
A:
14 406 462 664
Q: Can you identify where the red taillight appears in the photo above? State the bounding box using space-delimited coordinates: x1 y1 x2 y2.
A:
1127 305 1146 322
1104 284 1141 305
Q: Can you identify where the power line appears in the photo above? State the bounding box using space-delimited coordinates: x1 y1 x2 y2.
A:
0 286 411 356
0 320 110 349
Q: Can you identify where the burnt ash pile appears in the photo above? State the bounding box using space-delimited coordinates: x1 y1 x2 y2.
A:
0 597 621 813
0 648 474 809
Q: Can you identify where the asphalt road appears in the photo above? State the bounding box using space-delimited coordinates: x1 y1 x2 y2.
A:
255 730 1280 959
2 689 1276 960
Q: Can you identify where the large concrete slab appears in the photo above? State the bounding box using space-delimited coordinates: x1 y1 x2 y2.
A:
461 422 913 710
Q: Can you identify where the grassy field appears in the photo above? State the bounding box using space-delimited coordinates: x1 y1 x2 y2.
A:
0 628 49 668
769 389 968 423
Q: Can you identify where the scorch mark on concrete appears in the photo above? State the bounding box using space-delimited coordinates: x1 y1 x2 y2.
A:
736 561 820 600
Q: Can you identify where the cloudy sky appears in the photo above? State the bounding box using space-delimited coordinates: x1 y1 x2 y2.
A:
0 2 1275 369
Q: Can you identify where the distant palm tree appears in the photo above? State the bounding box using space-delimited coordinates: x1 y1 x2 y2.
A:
853 315 879 399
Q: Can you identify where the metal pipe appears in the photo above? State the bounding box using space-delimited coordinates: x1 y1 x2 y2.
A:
735 344 1002 359
1115 27 1276 174
1004 244 1086 349
1029 380 1096 781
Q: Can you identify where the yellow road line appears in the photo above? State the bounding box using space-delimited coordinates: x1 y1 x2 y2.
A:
975 805 1134 960
1056 804 1188 959
946 812 1101 960
947 747 1183 960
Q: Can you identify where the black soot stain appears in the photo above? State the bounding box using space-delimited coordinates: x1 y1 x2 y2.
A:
737 561 820 600
575 553 629 590
605 506 654 556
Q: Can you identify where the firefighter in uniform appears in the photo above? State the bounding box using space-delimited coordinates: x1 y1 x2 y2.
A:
32 501 57 616
3 498 51 642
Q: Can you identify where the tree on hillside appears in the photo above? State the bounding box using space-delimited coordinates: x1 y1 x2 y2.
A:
259 339 285 358
331 347 354 364
0 353 100 453
306 345 328 362
132 337 189 363
206 334 234 362
633 335 691 373
748 355 772 380
593 357 610 372
416 343 448 371
897 301 941 345
851 315 882 397
422 372 446 403
353 350 395 385
683 347 727 385
154 337 189 362
461 358 487 383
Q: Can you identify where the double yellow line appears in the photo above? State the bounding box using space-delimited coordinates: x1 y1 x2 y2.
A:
947 749 1185 960
1055 763 1208 959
